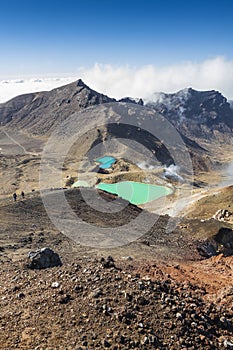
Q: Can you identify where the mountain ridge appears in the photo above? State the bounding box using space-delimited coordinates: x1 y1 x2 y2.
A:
0 79 115 134
1 80 232 139
146 87 233 140
0 81 232 174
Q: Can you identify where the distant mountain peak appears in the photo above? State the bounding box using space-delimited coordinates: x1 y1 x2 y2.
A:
76 78 88 88
146 87 233 140
0 78 115 133
0 80 232 142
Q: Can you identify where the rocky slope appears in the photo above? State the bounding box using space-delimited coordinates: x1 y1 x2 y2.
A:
1 189 233 262
0 255 232 350
146 88 233 141
1 81 233 144
0 190 233 349
185 185 233 221
1 81 232 177
0 79 115 134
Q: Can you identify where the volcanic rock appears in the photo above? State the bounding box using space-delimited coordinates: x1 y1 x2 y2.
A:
26 247 62 269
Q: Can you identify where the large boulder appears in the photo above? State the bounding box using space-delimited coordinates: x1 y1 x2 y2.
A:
27 247 62 269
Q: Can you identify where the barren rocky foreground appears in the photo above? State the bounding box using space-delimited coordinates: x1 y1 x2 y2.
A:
0 189 233 349
0 254 232 350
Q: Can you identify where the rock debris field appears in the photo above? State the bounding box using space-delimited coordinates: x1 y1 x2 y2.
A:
0 255 232 350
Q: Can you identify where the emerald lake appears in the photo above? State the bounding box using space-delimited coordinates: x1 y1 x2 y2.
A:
97 181 172 205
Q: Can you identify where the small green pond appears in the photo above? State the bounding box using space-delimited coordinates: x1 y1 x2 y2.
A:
97 181 172 205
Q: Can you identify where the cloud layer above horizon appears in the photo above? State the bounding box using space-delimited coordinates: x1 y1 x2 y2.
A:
1 57 233 103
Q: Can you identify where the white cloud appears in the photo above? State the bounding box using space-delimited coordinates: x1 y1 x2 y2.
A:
1 56 233 103
0 77 77 103
79 57 233 100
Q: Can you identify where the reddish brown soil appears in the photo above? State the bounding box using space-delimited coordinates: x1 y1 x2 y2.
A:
0 255 232 350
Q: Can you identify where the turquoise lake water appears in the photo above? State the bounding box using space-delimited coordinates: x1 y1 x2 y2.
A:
96 156 116 169
97 181 172 205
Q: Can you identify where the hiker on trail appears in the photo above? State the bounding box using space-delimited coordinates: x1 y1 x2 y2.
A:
13 193 17 201
21 191 25 199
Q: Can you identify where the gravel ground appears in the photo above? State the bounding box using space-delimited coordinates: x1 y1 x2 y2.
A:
0 256 232 350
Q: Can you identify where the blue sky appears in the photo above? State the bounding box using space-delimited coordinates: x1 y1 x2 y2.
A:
1 0 233 76
1 0 233 101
